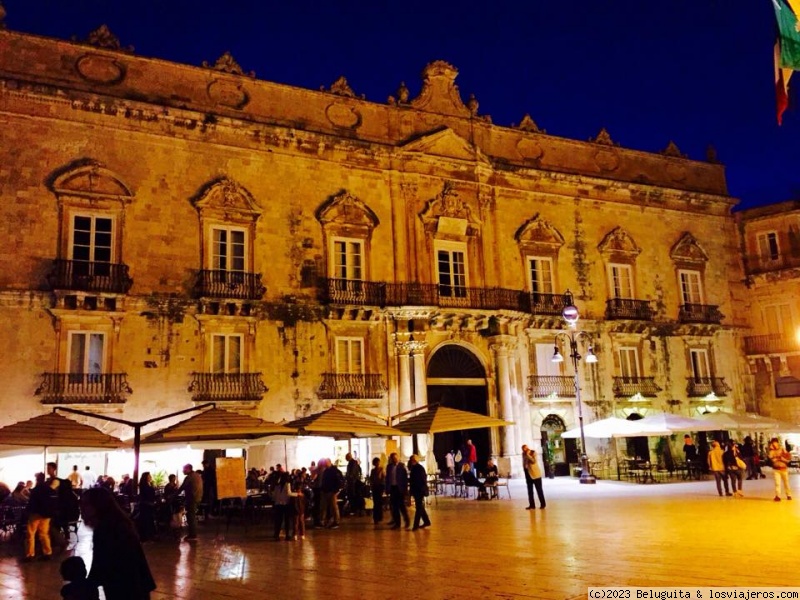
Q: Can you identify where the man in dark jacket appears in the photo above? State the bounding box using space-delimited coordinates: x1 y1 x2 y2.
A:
320 459 343 529
385 453 409 529
408 455 431 530
25 472 54 560
179 463 203 541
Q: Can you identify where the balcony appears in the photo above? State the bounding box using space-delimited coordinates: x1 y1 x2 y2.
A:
686 377 730 397
317 373 388 400
605 298 653 321
47 259 133 294
194 270 266 300
35 373 132 404
745 252 800 275
527 375 575 399
612 376 661 398
744 333 800 355
188 372 268 403
678 303 724 324
321 278 565 315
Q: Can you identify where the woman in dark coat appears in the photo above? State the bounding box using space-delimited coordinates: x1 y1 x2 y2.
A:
135 472 157 542
81 487 156 600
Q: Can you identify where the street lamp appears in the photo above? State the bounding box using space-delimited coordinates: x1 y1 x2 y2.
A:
552 290 597 485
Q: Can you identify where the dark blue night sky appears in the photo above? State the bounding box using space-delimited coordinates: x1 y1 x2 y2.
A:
4 0 797 210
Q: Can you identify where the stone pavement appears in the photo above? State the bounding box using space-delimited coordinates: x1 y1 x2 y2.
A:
2 475 799 600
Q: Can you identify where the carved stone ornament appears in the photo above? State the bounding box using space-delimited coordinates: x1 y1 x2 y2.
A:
410 60 472 117
321 76 364 99
76 53 126 85
661 141 686 158
467 93 479 115
516 139 544 161
202 51 255 78
325 103 362 129
597 226 642 259
515 114 541 133
316 190 379 233
74 25 134 52
705 144 719 163
50 159 133 202
590 127 616 146
397 81 410 103
419 181 481 236
207 79 250 110
670 232 709 265
514 213 565 251
594 149 620 172
192 177 262 222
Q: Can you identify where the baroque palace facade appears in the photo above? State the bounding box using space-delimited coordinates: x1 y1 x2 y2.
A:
0 22 755 475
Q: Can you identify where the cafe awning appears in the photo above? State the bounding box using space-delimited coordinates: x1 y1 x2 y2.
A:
394 406 512 435
0 412 123 449
695 411 787 432
561 417 670 439
141 407 295 444
631 412 716 433
283 407 403 439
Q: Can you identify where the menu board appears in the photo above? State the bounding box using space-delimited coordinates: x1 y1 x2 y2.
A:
215 457 246 499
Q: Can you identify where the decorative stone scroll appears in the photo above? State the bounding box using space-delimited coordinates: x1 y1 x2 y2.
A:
202 51 255 78
316 190 379 236
419 181 481 237
670 232 709 268
192 177 262 223
597 227 641 263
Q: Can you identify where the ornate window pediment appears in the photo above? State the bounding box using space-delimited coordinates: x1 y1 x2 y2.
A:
514 213 564 256
50 160 133 205
598 227 641 263
192 177 262 224
419 181 481 238
316 190 379 238
670 232 708 268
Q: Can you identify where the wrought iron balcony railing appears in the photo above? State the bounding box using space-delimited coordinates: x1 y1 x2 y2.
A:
744 334 800 355
47 259 133 294
686 377 730 397
188 372 268 402
194 270 266 300
612 376 662 398
527 375 576 399
744 252 800 275
678 303 724 324
321 278 565 315
605 298 653 321
317 373 388 400
35 373 132 404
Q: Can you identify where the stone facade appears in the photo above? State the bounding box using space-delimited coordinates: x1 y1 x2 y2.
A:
738 201 800 423
0 25 753 475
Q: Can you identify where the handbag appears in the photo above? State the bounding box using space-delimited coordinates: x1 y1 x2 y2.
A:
735 457 747 470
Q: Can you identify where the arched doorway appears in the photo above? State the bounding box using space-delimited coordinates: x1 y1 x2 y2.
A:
426 344 491 474
541 414 577 477
626 413 650 461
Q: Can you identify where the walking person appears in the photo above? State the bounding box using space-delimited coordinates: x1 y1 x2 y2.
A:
465 439 478 476
768 437 793 501
708 440 731 497
408 455 431 530
385 453 410 529
741 436 756 480
320 458 343 529
24 472 53 561
178 463 203 541
723 440 744 497
369 457 385 525
521 445 546 509
81 487 156 600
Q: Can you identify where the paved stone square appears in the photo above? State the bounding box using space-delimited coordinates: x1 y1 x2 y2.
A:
1 476 799 600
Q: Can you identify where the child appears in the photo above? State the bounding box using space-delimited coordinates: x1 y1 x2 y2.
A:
60 556 99 600
293 482 306 540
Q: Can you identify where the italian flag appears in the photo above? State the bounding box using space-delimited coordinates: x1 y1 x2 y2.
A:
773 0 800 123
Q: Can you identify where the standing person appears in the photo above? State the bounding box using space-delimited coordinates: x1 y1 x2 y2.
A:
408 455 431 530
521 445 546 509
741 436 756 480
83 466 96 489
24 472 53 561
466 439 478 476
385 452 409 529
708 440 731 497
345 452 363 516
769 437 793 501
369 457 385 525
81 487 156 600
722 440 744 498
445 450 455 477
320 458 343 529
271 472 296 540
67 465 83 490
311 459 325 529
292 480 306 540
136 473 157 542
178 463 203 541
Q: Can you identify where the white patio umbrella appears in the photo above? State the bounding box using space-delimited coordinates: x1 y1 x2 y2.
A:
631 412 717 433
695 411 784 431
561 417 670 439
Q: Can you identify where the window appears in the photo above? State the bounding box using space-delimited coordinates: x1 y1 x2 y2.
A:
608 264 633 299
71 215 113 276
618 347 640 380
436 241 467 298
678 270 703 305
528 257 554 296
211 227 246 273
211 334 242 374
68 332 105 374
764 304 794 335
535 343 562 376
336 338 364 374
332 238 363 281
757 232 780 262
689 349 710 381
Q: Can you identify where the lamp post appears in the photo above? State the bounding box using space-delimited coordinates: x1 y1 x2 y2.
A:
552 290 597 485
